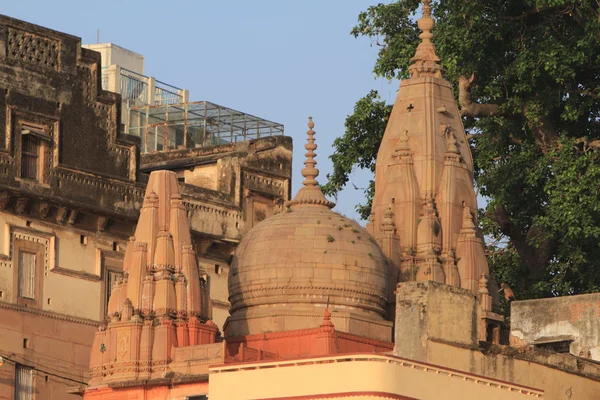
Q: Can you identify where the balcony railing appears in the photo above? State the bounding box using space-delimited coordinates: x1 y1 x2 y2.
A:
101 67 184 106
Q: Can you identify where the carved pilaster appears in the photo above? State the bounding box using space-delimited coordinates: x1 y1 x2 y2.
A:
0 191 10 210
97 216 108 232
67 210 78 225
38 202 51 219
15 197 29 214
56 207 68 223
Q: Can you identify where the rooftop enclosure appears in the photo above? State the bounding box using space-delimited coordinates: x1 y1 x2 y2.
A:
101 66 185 106
127 101 285 153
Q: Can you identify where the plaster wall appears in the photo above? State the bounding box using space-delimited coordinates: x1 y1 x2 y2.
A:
183 163 219 190
0 213 122 321
82 43 144 73
208 354 542 400
510 293 600 360
200 258 229 328
0 306 97 400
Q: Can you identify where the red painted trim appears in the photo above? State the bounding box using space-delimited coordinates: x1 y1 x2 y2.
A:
211 352 543 393
258 391 416 400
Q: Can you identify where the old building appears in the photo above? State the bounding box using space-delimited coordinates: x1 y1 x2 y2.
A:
0 14 291 400
3 1 600 399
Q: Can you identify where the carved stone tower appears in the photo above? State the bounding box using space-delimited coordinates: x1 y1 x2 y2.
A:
368 1 491 299
87 170 217 384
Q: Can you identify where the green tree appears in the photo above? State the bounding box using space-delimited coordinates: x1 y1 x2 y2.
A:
322 0 600 299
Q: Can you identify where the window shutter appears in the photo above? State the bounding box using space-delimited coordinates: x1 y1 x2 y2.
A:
21 134 39 180
15 364 34 400
18 252 36 299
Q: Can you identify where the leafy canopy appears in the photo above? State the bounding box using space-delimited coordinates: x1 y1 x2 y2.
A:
322 0 600 299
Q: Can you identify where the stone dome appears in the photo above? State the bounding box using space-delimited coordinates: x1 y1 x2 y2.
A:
225 118 392 341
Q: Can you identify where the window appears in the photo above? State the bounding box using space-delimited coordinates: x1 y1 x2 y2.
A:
15 364 34 400
19 124 50 183
21 134 39 180
13 239 44 308
105 269 123 315
535 340 572 354
18 252 36 300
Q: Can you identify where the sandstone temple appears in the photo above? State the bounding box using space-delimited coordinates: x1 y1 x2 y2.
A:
1 2 600 399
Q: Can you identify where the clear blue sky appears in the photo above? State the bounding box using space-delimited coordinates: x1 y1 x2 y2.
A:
3 0 398 222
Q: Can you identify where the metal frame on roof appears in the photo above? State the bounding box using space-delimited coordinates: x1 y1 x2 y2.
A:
127 101 284 153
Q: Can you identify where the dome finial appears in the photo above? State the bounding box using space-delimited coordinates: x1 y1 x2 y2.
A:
409 0 442 78
302 116 319 187
286 117 335 208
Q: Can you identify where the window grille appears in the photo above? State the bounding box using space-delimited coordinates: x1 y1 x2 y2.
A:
15 364 34 400
21 134 39 180
18 252 36 300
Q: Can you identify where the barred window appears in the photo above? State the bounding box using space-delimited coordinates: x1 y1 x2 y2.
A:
18 252 36 300
15 364 34 400
21 134 39 181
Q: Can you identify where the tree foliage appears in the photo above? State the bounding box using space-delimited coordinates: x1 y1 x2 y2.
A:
322 0 600 298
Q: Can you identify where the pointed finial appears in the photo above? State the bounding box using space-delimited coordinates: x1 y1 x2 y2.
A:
287 117 335 208
302 117 319 187
409 0 442 78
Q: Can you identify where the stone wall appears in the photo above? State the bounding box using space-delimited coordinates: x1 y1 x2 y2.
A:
394 281 480 361
394 280 600 400
510 293 600 360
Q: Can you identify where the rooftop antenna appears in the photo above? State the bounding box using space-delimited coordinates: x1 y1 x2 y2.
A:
96 29 100 44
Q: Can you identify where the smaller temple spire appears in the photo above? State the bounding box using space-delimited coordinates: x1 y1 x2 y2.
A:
409 0 442 78
287 117 335 208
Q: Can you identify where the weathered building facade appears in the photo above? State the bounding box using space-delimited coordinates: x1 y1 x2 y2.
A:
3 1 600 399
0 14 291 400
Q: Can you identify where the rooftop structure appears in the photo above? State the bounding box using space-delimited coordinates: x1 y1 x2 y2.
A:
128 101 284 153
84 42 284 153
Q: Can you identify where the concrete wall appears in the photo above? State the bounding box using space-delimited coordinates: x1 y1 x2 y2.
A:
82 43 144 74
510 293 600 360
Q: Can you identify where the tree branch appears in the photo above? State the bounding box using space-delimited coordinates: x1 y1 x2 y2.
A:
568 89 600 99
486 204 556 274
458 73 499 117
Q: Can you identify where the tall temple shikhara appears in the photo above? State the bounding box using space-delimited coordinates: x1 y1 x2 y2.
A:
2 1 600 399
368 0 489 295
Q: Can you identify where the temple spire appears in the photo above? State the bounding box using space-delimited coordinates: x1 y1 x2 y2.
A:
288 117 335 208
302 117 318 187
409 0 442 78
